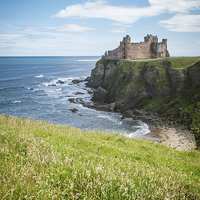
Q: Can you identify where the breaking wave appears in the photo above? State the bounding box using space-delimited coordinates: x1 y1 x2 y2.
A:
11 101 21 104
34 74 44 78
126 121 150 138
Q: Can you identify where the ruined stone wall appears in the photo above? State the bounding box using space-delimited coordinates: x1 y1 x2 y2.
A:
128 43 151 59
156 39 170 58
103 35 170 60
107 48 118 60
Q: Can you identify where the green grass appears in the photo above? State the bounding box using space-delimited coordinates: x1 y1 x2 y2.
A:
164 57 200 69
129 56 200 69
1 115 200 199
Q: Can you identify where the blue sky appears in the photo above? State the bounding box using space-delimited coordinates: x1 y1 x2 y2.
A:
0 0 200 56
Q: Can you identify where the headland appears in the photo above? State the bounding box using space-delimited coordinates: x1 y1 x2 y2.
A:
85 56 200 150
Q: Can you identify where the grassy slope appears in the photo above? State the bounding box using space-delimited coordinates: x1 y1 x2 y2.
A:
1 115 200 199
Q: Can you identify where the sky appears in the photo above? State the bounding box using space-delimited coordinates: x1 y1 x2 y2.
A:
0 0 200 57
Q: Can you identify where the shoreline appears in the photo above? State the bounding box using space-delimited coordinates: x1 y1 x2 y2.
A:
71 78 197 151
119 108 197 151
138 125 197 151
70 99 197 151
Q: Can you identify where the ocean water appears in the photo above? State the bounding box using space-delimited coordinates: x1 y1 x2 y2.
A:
0 56 149 137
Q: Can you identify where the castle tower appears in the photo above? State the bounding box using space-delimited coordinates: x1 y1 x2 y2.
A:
124 35 131 59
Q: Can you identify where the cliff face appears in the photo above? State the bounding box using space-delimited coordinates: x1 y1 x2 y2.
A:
88 58 200 109
87 57 200 145
87 59 118 89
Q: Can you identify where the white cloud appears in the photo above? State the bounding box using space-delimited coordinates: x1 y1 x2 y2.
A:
111 29 126 33
159 14 200 32
51 0 162 24
23 29 35 32
149 0 200 13
57 24 95 32
45 24 94 32
0 34 25 40
52 0 200 24
111 23 132 33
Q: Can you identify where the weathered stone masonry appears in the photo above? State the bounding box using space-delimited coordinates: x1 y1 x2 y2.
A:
102 35 170 60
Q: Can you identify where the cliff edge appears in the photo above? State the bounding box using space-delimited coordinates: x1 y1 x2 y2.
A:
87 57 200 146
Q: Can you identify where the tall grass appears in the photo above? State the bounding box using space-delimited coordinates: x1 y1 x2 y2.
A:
1 115 200 199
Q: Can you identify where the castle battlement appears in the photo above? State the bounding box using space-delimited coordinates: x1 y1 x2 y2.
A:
102 35 170 60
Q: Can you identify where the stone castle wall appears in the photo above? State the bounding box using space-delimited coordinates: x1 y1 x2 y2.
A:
102 35 170 60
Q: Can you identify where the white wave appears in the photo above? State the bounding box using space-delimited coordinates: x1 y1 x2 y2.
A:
26 87 35 91
12 101 21 104
41 82 50 87
126 121 150 138
41 76 86 87
97 114 122 124
34 74 44 78
56 88 62 91
78 59 99 62
48 90 56 93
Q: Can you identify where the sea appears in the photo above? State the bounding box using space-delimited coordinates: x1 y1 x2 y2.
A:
0 56 149 138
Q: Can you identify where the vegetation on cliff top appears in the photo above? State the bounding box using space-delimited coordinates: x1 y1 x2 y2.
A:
1 115 200 199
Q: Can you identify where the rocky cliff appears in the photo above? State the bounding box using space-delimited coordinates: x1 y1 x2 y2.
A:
87 57 200 146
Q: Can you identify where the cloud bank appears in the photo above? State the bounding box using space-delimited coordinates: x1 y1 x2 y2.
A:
52 0 200 32
0 34 25 40
159 14 200 32
45 24 95 32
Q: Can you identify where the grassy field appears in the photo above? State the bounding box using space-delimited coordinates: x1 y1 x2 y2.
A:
0 115 200 199
130 56 200 69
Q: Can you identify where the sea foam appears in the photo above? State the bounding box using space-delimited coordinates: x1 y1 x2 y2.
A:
126 121 150 138
34 74 44 78
12 101 21 104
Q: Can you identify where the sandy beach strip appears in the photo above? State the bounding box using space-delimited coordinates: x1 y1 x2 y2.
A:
135 126 197 151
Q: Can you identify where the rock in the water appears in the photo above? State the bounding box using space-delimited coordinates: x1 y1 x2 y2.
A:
68 108 78 113
84 76 90 81
72 79 81 84
48 84 56 87
72 78 87 84
57 80 65 84
75 92 84 95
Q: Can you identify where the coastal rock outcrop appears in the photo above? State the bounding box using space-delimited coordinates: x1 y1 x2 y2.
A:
168 68 187 98
188 60 200 86
88 58 200 109
88 59 173 110
87 57 200 146
86 60 118 89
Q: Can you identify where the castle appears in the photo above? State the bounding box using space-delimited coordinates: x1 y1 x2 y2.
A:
102 35 170 60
